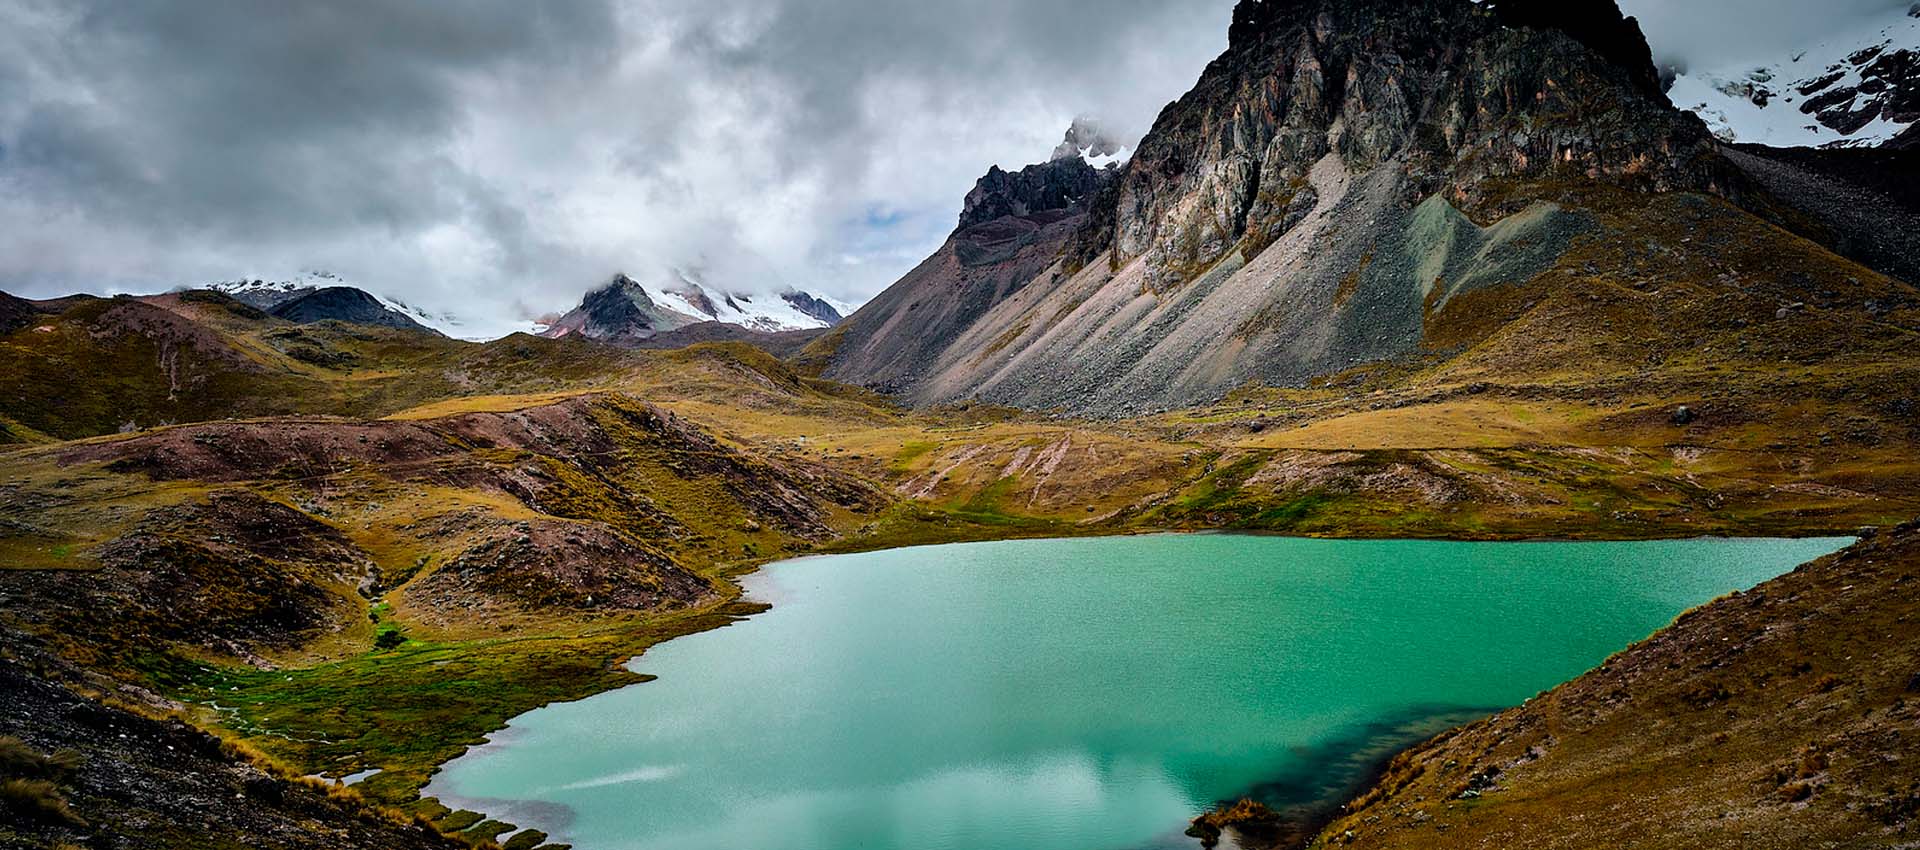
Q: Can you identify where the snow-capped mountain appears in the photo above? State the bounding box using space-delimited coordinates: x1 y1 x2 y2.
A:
1667 4 1919 149
205 272 471 336
540 271 847 345
644 270 847 332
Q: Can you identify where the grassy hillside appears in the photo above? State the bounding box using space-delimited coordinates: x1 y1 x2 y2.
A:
1 236 1917 848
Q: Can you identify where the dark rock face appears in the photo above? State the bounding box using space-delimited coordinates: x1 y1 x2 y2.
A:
579 275 660 334
268 286 435 334
956 158 1117 269
1895 122 1920 150
1798 46 1919 138
960 156 1113 231
541 274 695 343
1108 0 1728 290
780 290 844 325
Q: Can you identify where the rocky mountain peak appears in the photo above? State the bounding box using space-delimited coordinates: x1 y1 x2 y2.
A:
1108 0 1725 290
542 274 676 343
590 273 655 307
780 291 844 326
958 156 1114 231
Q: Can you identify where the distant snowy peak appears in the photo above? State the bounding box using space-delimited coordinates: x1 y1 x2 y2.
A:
205 272 474 337
650 269 843 333
540 271 843 344
207 274 337 310
1050 117 1132 170
1668 5 1920 149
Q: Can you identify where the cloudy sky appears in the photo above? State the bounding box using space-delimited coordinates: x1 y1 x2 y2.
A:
0 0 1908 336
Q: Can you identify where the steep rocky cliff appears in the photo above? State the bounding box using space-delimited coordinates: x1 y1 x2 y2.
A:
1107 0 1727 290
819 0 1782 415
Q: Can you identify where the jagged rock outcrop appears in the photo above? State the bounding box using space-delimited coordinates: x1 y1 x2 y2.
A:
780 290 844 325
821 0 1750 414
1107 0 1727 291
960 157 1115 234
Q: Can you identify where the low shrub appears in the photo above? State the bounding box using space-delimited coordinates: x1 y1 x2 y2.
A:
0 777 86 827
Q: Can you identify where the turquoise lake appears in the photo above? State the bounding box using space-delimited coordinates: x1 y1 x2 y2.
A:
427 534 1851 850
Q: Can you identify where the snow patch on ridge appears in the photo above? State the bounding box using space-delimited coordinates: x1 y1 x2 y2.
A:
1668 7 1919 149
206 272 522 341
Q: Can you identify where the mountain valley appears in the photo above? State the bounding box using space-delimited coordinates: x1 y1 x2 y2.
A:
4 1 1920 848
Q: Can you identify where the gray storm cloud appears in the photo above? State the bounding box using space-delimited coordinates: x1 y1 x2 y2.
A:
0 0 1907 335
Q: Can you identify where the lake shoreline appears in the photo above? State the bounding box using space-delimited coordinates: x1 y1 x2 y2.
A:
420 533 1851 850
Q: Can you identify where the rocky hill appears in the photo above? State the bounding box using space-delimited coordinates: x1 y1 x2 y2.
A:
814 0 1916 417
268 286 439 334
208 274 459 334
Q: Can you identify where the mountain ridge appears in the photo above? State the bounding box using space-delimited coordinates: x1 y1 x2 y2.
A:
542 273 845 344
815 0 1810 415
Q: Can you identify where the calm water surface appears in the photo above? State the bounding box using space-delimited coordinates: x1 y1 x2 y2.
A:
429 534 1850 850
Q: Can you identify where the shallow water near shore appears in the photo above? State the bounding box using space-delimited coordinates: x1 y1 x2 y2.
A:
429 534 1851 850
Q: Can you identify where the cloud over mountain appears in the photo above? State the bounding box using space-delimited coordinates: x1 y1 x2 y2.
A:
0 0 1906 337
